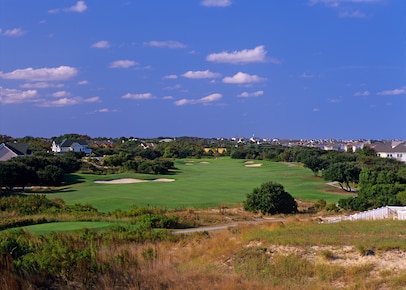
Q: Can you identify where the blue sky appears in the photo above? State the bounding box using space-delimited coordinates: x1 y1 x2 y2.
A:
1 0 405 139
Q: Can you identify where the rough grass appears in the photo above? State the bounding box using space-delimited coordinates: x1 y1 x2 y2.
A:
46 158 348 212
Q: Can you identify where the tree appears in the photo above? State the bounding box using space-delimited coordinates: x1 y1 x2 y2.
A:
244 182 297 215
323 162 360 192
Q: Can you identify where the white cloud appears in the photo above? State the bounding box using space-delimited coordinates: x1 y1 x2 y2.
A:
201 0 232 7
52 91 71 98
182 70 221 79
354 90 370 96
163 84 182 90
0 66 78 82
206 45 273 64
143 40 186 49
91 40 110 48
49 1 87 13
98 108 109 113
109 60 137 68
20 82 64 89
339 10 366 18
66 1 88 12
238 90 264 98
77 80 88 85
40 97 80 107
300 72 315 78
3 28 25 37
121 93 155 100
163 74 178 79
0 87 38 104
174 93 222 106
84 96 101 103
222 72 266 84
376 87 406 96
163 95 173 100
39 95 98 107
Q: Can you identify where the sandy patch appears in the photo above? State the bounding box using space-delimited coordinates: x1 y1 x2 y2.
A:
200 162 210 164
244 161 254 164
245 163 263 167
94 178 174 184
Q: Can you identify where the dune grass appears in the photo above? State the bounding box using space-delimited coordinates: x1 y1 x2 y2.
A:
47 157 349 212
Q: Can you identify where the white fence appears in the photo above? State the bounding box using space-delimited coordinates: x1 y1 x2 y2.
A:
327 206 406 223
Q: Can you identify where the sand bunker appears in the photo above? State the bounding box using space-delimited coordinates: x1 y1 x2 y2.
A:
200 162 209 164
94 178 175 184
245 163 263 167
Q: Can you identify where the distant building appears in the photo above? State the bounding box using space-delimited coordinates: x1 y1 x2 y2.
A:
51 139 92 154
369 140 406 163
0 142 32 161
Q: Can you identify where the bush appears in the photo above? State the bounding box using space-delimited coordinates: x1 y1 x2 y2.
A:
244 182 297 215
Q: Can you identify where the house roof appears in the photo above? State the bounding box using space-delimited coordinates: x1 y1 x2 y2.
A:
59 139 88 147
0 143 31 161
5 142 31 155
369 141 406 153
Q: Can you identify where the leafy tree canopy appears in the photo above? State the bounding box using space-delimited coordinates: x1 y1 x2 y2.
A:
244 182 297 215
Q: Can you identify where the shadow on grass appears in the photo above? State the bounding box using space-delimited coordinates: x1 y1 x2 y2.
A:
63 174 86 185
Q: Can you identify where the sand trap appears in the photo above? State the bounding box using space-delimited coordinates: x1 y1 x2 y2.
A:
94 178 175 184
245 163 263 167
200 161 209 164
244 161 254 164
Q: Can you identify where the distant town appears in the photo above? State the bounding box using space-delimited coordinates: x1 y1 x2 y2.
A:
1 134 405 164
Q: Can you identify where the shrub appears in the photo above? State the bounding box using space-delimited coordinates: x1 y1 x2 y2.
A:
244 182 297 215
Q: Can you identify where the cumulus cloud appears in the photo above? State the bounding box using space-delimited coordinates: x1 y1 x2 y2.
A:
84 96 101 103
91 40 110 48
40 97 80 107
0 66 78 82
40 96 98 107
20 82 64 89
376 87 406 96
354 90 370 96
0 87 39 104
97 108 110 113
182 70 221 79
201 0 232 7
222 72 266 84
3 28 25 37
52 91 71 98
121 93 155 100
207 45 275 64
163 74 178 79
174 93 222 106
49 1 87 13
238 90 264 98
77 80 88 85
143 40 186 48
109 60 137 68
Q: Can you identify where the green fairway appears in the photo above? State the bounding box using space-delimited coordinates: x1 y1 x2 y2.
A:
17 221 118 235
48 158 350 212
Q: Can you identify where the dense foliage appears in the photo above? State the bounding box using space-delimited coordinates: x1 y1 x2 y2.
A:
244 182 298 215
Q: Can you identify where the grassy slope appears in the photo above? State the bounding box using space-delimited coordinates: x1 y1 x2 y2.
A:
49 158 350 212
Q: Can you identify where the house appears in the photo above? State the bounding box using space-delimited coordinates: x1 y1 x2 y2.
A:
51 139 92 155
0 142 32 161
368 140 406 163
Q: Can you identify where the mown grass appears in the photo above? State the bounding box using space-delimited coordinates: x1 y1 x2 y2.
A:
17 221 120 235
47 157 348 212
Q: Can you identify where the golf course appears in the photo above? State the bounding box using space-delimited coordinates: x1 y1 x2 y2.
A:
49 157 348 213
